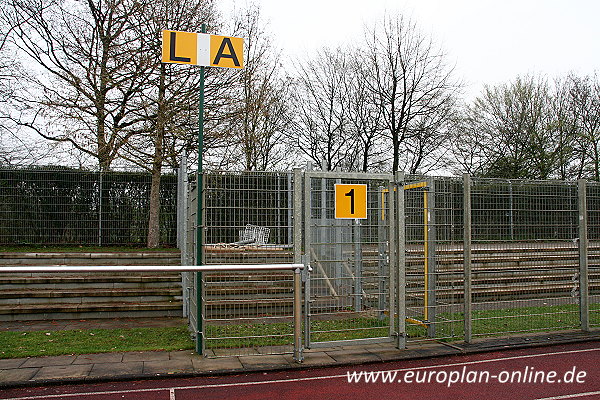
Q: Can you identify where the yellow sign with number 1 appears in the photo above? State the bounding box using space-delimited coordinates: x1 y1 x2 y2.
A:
335 184 367 219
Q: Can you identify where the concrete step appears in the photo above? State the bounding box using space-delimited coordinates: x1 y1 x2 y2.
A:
0 252 181 266
0 252 183 321
0 274 181 290
0 287 181 303
0 301 182 321
205 287 292 298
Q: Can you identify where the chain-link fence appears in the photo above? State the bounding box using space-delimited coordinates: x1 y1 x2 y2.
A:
0 167 178 246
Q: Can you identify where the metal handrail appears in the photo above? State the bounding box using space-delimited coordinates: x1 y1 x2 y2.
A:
0 264 304 273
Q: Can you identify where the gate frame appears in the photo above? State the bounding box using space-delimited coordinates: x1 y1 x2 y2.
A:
302 170 403 349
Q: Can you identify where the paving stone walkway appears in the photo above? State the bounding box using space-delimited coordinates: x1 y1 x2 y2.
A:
1 318 598 389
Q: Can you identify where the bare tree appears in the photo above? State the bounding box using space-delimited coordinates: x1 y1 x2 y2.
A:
5 0 154 170
0 0 38 164
448 105 490 176
345 53 389 172
290 47 358 171
548 76 579 180
115 0 218 247
363 13 460 173
5 0 222 246
217 4 293 171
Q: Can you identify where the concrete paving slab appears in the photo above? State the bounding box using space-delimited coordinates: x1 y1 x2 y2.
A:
0 368 39 384
326 349 382 364
283 351 336 366
365 346 407 361
0 328 596 389
0 358 27 369
143 359 194 375
342 343 389 350
121 351 170 363
31 364 92 381
21 355 77 368
373 348 425 361
88 362 144 378
191 357 244 372
304 346 342 353
73 353 124 364
239 354 290 369
169 350 200 361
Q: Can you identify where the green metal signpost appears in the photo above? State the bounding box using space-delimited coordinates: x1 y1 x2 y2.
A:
161 24 244 353
196 23 206 355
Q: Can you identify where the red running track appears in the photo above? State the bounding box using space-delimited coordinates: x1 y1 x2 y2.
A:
1 341 599 400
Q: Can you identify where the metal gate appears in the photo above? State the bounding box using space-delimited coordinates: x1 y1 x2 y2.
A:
303 171 401 348
404 179 437 338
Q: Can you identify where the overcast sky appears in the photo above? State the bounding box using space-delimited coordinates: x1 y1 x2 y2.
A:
221 0 600 99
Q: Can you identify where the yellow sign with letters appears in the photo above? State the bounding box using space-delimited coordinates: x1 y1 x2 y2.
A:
335 184 367 219
162 30 244 69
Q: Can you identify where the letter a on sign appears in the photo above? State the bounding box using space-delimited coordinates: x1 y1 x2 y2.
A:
162 30 243 69
210 35 243 68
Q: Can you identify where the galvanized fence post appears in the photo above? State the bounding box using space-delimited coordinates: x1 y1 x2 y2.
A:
395 171 406 349
463 174 472 343
178 152 189 317
303 169 312 348
578 179 589 332
378 186 387 321
293 267 304 362
353 219 363 312
177 152 187 250
426 177 437 337
387 182 396 337
293 168 304 360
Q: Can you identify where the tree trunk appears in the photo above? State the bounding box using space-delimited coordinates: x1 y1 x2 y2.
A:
147 164 162 248
147 64 167 248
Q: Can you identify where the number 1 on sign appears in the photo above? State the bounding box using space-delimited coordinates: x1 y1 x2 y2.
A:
345 189 355 214
335 184 367 219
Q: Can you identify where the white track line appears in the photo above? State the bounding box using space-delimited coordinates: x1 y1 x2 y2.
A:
4 347 599 400
535 391 600 400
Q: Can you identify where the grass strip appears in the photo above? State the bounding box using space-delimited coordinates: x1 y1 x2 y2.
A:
2 303 598 358
0 326 193 359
